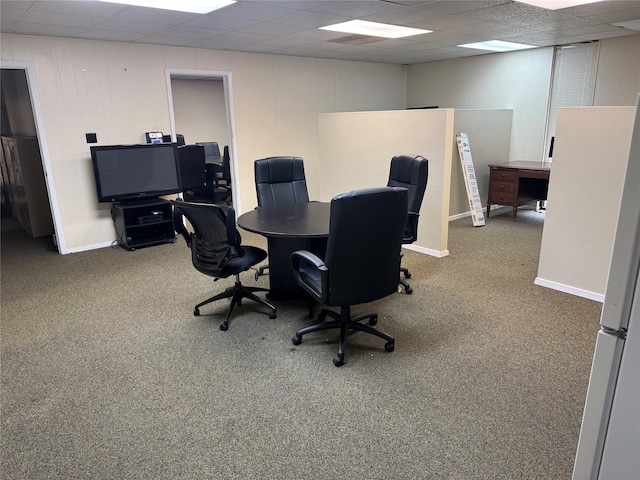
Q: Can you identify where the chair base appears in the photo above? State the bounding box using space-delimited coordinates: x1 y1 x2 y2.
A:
194 279 276 331
292 306 394 367
399 266 412 294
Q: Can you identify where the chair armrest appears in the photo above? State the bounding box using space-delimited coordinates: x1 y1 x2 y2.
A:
404 211 420 244
290 250 329 304
172 201 192 247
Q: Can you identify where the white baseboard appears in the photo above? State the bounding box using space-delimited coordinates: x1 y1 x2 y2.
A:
448 205 510 222
403 243 449 258
65 240 115 254
534 277 604 303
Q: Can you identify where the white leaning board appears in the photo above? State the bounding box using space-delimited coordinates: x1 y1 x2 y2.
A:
456 133 485 227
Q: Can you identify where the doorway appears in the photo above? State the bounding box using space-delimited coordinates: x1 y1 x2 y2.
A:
165 69 241 213
0 62 62 253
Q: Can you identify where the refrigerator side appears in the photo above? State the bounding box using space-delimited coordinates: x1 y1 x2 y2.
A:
598 286 640 479
572 95 640 479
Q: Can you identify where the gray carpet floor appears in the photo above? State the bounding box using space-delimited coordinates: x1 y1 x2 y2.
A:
1 207 602 479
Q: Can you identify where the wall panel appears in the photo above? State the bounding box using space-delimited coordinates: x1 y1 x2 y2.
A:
1 33 406 252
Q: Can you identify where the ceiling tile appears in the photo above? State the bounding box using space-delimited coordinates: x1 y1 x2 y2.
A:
10 22 85 37
93 17 170 34
1 0 638 65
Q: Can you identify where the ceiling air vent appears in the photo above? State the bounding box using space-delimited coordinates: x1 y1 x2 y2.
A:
328 35 384 45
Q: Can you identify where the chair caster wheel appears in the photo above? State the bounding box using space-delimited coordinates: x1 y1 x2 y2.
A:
255 271 260 281
269 310 277 319
404 272 412 279
368 314 377 326
194 307 200 316
333 356 344 367
292 335 302 345
385 341 395 352
405 286 413 294
219 322 229 331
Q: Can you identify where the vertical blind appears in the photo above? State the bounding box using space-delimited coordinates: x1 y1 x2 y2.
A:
545 42 599 160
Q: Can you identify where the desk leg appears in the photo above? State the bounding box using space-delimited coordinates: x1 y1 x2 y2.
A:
266 237 327 300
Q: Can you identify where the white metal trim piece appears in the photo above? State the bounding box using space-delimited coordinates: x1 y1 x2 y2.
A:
456 132 485 227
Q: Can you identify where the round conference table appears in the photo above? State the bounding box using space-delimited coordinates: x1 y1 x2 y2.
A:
237 202 330 300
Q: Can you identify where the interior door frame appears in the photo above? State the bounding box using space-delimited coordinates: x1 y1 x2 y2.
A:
1 60 66 253
164 68 241 213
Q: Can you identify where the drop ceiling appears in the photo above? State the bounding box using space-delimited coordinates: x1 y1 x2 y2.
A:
1 0 639 65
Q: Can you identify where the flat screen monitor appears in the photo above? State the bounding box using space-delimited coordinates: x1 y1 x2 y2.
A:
90 144 181 203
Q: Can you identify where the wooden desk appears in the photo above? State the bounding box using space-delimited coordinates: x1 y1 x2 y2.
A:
487 161 551 221
237 202 330 300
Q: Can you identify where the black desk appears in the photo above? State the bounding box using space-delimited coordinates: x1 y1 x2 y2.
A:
237 202 330 300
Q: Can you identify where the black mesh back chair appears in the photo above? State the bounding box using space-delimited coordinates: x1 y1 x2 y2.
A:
290 187 408 367
253 156 310 280
171 199 276 331
387 154 429 294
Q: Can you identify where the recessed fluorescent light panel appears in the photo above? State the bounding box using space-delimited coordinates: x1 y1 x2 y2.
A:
458 40 536 52
320 20 430 39
515 0 602 10
612 19 640 32
96 0 236 14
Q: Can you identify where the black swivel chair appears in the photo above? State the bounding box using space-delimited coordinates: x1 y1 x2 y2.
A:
213 145 232 204
171 199 277 331
253 156 310 280
387 154 429 294
177 145 208 202
196 141 221 158
254 156 309 207
290 187 408 367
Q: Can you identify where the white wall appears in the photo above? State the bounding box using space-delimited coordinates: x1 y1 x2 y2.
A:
406 34 640 166
0 34 406 252
171 78 229 147
406 47 554 162
535 106 636 301
594 35 640 106
318 109 454 257
449 109 513 218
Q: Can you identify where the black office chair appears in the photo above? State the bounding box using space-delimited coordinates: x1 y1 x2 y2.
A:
196 141 221 158
387 154 429 294
171 199 276 331
290 187 408 367
177 145 209 202
254 156 310 280
213 145 232 204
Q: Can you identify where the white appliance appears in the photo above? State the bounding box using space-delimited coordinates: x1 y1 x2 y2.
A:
572 97 640 479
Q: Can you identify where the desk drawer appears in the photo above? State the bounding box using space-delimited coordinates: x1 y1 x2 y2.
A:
490 169 517 182
488 192 515 205
490 180 516 193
